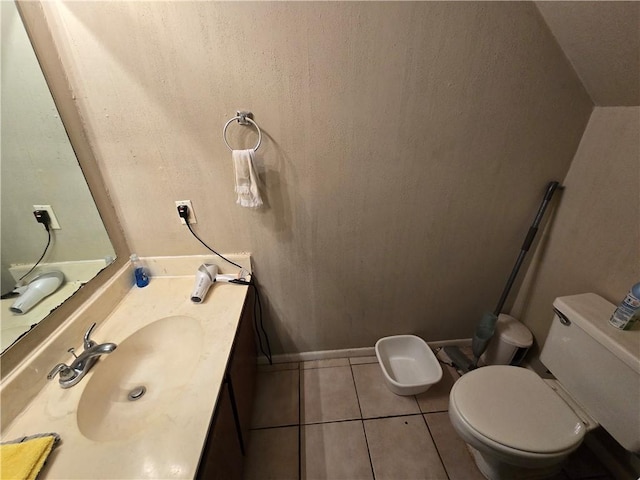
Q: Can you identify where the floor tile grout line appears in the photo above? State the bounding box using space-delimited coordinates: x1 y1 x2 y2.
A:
299 416 405 427
287 410 451 428
256 367 300 373
250 423 301 431
256 367 300 375
349 363 365 420
360 419 377 480
350 363 376 480
421 412 451 480
306 412 429 426
413 391 422 412
362 412 432 421
301 363 352 370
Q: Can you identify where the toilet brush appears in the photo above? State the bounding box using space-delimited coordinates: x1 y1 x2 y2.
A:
445 181 563 373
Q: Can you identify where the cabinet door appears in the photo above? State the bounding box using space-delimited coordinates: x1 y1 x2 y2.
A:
196 382 243 480
228 288 257 453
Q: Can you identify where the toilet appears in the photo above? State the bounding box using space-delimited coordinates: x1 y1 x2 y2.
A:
449 293 640 480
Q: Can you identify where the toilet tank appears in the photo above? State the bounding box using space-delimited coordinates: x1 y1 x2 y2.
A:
541 293 640 453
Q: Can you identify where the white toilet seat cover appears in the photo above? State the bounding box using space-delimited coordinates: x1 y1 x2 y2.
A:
451 366 585 453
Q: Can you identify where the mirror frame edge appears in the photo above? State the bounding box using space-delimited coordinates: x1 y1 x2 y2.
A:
1 1 130 379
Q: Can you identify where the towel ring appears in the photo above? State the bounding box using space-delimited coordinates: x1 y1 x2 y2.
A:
223 111 262 152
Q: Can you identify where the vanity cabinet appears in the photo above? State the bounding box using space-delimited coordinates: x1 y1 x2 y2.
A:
196 288 257 480
197 381 243 480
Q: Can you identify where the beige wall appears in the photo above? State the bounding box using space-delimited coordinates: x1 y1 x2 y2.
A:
1 1 114 290
513 107 640 351
43 2 593 353
535 2 640 106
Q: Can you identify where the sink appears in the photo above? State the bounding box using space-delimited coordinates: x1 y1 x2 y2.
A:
77 315 203 442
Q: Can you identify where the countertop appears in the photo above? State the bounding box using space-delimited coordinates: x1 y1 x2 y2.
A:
2 259 110 352
1 282 83 351
1 267 249 479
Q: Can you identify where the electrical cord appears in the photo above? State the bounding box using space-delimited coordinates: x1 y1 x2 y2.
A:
254 285 272 364
184 222 245 270
231 280 273 365
17 228 52 283
178 204 273 364
1 212 52 299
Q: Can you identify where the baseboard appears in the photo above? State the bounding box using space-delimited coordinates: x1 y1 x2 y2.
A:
429 338 472 348
257 338 472 365
258 347 374 365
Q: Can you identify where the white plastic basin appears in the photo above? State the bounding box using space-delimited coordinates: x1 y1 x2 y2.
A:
375 335 443 396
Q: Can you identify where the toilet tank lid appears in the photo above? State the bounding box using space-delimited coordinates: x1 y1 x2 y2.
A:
554 294 640 375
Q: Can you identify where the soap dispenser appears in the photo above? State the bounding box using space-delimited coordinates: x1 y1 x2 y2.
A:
130 254 150 288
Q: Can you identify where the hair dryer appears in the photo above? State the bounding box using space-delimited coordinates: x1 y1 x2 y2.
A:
10 271 65 314
214 273 240 283
190 264 218 303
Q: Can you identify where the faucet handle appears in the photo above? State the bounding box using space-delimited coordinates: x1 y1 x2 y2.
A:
47 363 74 381
83 323 97 350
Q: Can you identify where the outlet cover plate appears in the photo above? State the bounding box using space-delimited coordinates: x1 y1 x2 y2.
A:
33 204 61 229
175 200 197 224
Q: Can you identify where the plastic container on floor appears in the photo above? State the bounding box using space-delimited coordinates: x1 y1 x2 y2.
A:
375 335 443 396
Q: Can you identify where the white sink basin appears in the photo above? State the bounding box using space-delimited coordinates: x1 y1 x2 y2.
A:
77 315 203 442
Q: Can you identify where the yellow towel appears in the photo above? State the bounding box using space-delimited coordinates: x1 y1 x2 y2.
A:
0 434 57 480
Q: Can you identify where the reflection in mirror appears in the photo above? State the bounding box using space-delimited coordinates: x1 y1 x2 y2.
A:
1 1 116 353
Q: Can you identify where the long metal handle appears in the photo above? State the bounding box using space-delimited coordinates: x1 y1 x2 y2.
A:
493 181 561 316
47 363 72 380
83 323 97 350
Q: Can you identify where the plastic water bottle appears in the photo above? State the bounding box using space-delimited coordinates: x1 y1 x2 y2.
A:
609 282 640 330
130 254 149 288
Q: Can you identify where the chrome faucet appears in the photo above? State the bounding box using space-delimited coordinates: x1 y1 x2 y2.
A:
47 323 117 388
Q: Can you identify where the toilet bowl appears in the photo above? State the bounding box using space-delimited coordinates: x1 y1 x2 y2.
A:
448 294 640 480
449 366 586 479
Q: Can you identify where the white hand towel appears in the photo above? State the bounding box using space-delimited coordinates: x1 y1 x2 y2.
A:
232 149 263 208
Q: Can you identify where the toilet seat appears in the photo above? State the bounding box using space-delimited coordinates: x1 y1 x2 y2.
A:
450 366 585 454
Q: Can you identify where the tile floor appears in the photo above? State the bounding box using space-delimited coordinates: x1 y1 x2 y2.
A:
243 354 614 480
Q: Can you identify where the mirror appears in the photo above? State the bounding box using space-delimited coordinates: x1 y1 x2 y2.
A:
1 1 116 353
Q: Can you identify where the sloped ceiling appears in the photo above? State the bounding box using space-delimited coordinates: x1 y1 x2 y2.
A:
536 1 640 106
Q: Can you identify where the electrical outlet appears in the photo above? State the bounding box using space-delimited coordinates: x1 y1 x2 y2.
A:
175 200 197 224
32 204 61 229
